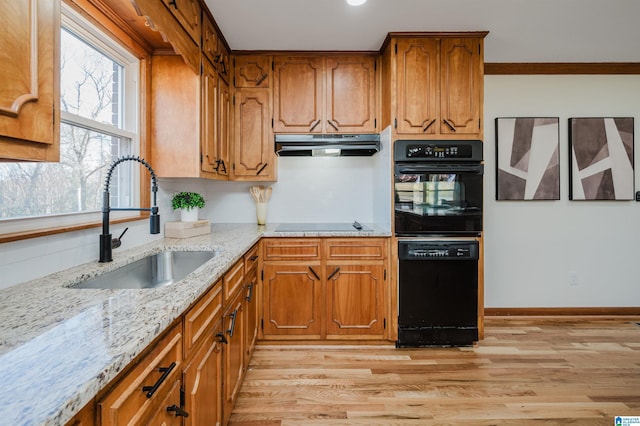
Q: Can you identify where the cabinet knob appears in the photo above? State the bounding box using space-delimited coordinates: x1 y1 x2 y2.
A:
167 0 177 9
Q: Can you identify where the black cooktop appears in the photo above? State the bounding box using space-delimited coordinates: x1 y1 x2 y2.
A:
275 222 370 232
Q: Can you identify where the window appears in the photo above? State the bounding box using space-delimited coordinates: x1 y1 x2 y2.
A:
0 5 140 234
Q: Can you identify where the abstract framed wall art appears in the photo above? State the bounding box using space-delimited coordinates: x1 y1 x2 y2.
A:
569 117 634 200
495 117 560 200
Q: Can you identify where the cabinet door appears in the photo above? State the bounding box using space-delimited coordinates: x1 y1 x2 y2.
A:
232 88 275 181
222 294 245 425
439 38 482 135
244 271 259 366
262 263 322 337
201 14 218 67
325 56 377 133
0 0 60 161
160 0 201 45
234 56 270 88
216 40 230 82
325 263 386 337
217 76 231 177
273 56 324 133
201 58 219 174
395 38 439 135
183 321 223 426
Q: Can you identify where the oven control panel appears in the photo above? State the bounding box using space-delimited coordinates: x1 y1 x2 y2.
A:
394 139 483 163
398 241 478 261
406 144 473 159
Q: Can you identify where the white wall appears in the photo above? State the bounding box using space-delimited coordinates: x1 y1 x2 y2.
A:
484 74 640 307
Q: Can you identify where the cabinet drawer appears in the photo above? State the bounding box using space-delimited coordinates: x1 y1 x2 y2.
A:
224 259 245 302
183 279 223 359
98 323 182 426
263 239 322 261
325 238 387 260
244 243 259 273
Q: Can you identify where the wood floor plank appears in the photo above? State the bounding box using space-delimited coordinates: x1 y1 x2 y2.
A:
230 317 640 425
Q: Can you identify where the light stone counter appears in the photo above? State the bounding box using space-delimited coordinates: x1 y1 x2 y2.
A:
0 223 390 426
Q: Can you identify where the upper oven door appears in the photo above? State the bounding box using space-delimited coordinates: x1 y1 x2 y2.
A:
394 162 483 236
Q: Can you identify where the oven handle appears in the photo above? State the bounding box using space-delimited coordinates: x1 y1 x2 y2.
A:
396 163 484 174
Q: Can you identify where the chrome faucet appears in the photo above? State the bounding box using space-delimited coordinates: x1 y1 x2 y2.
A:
100 156 160 262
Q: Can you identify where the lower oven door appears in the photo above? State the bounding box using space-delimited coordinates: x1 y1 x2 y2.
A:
397 240 479 347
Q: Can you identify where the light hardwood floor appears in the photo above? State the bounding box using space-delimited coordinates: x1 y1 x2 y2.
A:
230 316 640 425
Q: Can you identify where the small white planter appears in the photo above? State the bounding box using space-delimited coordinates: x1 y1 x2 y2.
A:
180 207 199 222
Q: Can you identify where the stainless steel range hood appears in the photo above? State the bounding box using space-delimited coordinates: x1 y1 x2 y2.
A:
275 134 381 157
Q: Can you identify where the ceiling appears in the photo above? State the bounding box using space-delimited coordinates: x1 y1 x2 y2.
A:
204 0 640 62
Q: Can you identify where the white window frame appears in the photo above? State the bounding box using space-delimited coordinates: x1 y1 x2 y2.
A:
0 4 141 235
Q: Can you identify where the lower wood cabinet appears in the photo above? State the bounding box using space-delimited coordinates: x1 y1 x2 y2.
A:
182 280 224 426
262 263 323 337
261 237 389 340
97 322 183 425
325 263 386 338
243 244 260 366
222 290 245 425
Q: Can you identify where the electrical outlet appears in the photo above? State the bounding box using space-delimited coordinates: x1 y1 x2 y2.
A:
569 271 578 286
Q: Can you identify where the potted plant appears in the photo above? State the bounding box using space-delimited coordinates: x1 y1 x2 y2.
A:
171 191 205 222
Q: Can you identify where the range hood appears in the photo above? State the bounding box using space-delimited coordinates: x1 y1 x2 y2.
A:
275 134 381 157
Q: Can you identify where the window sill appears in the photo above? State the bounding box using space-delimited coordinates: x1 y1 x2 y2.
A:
0 214 148 244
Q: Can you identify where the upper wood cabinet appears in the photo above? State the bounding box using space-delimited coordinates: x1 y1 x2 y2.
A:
232 87 275 181
151 52 230 178
273 56 324 133
160 0 200 45
201 12 219 68
231 55 276 181
325 55 377 133
273 55 378 134
0 0 60 162
130 0 201 73
234 56 271 88
386 33 487 140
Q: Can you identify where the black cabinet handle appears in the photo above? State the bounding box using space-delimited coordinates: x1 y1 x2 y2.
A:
308 266 320 280
249 255 259 261
167 404 189 417
215 331 228 344
327 120 339 131
309 119 321 132
327 267 341 280
443 119 456 131
423 119 436 132
246 282 254 302
167 0 177 8
256 163 267 175
142 362 176 398
227 309 238 337
215 159 227 174
255 73 268 86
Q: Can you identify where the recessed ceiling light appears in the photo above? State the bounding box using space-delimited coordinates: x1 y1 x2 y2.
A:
346 0 367 6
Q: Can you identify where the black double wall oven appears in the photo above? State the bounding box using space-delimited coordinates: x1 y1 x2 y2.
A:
394 139 483 347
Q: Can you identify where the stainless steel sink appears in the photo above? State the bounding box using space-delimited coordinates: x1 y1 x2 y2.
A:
70 250 216 289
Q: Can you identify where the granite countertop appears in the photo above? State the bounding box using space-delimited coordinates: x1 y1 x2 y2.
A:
0 222 390 426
